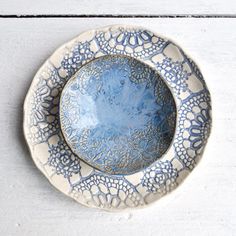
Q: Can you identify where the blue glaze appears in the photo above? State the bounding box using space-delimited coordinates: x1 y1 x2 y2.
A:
25 26 212 210
60 55 176 175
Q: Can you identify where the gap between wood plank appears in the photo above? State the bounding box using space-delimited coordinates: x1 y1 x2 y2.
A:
1 14 236 18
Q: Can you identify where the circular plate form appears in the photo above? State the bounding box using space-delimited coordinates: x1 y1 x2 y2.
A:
24 25 212 210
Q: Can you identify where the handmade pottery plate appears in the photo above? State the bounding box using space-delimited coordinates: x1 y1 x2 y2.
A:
24 25 212 210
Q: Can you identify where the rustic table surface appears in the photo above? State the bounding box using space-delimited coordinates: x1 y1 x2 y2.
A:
0 1 236 235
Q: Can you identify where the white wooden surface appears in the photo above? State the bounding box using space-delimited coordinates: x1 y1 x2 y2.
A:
0 17 236 235
0 0 236 15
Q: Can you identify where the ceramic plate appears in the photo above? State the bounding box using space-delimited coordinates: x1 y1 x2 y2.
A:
23 25 212 210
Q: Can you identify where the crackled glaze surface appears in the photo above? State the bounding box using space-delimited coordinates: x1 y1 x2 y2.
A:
23 25 211 210
60 55 176 175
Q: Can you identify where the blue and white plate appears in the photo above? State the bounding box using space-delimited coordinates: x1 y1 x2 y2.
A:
23 25 212 210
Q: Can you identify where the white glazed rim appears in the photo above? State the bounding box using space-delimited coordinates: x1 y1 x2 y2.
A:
23 24 212 211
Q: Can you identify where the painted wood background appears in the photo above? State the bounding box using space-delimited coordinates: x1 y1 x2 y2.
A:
1 0 236 14
0 2 236 235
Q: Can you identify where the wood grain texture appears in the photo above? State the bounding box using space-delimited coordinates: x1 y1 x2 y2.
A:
0 18 235 235
0 0 236 15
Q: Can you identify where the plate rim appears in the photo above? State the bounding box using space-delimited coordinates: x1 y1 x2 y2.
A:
23 24 212 211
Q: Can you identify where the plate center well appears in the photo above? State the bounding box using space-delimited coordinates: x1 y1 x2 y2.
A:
60 55 176 175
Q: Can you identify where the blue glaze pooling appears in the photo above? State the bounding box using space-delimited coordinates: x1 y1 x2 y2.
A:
60 55 176 175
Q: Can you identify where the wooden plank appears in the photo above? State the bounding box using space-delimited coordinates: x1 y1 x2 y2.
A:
0 0 236 15
0 18 235 235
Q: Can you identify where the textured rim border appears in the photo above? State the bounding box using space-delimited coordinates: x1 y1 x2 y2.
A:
23 24 212 211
